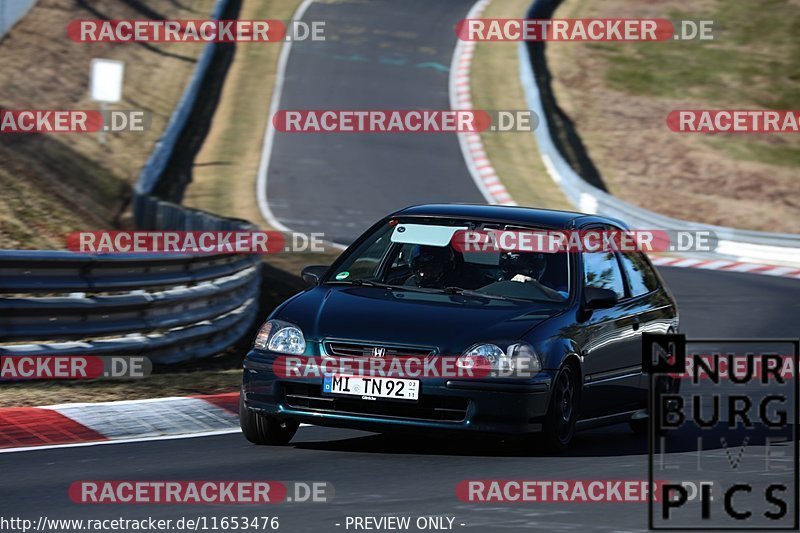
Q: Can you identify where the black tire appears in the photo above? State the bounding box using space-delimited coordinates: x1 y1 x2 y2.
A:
540 362 580 453
239 395 299 445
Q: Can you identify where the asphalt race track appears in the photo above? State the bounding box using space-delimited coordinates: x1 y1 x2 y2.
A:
265 0 485 244
2 0 798 531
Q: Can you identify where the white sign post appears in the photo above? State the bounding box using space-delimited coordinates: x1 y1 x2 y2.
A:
89 58 124 144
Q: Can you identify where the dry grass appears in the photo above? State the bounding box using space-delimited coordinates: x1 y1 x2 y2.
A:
546 0 800 232
0 369 242 408
470 0 571 210
184 0 302 226
0 0 217 248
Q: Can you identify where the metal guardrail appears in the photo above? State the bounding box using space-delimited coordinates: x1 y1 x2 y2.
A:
0 250 256 293
0 251 261 363
1 195 263 364
519 0 800 267
136 0 228 197
134 193 257 232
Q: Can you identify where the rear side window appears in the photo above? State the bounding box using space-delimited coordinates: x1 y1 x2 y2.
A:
618 251 660 297
583 251 625 299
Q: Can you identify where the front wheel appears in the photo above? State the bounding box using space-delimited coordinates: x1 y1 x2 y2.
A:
540 363 579 453
239 395 299 445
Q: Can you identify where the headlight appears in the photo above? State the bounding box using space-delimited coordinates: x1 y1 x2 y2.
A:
457 342 542 377
253 319 306 355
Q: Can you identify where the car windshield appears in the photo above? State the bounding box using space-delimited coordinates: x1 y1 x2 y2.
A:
327 219 571 302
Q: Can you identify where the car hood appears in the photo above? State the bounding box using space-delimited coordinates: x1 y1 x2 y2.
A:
274 285 564 355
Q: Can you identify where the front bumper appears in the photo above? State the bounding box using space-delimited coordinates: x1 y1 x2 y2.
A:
242 350 554 435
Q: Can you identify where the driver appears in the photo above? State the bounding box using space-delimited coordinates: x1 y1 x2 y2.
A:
409 245 458 288
499 252 547 283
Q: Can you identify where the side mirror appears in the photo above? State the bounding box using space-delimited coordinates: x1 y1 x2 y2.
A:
584 286 618 309
301 265 329 286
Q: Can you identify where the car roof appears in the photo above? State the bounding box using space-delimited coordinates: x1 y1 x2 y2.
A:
392 203 628 230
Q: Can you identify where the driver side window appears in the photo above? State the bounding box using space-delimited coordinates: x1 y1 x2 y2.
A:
390 244 415 269
343 233 391 279
583 251 625 300
385 243 416 285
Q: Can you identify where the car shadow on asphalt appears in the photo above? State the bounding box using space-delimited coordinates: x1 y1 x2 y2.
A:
291 423 648 457
291 423 793 458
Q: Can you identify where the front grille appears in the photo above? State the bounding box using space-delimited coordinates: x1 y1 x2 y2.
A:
283 383 469 422
324 341 435 359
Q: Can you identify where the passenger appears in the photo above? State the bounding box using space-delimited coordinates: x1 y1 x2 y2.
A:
496 252 567 300
499 252 547 283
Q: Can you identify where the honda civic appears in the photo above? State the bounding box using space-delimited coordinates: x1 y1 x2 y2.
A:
240 204 679 451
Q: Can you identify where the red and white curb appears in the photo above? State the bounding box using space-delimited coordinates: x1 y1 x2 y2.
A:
450 0 515 207
0 393 242 453
648 256 800 279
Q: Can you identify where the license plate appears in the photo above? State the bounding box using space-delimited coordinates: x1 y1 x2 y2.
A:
323 374 419 401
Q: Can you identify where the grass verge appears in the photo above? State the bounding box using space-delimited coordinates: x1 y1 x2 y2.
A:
0 0 217 248
0 370 243 408
545 0 799 232
184 0 302 225
470 0 571 210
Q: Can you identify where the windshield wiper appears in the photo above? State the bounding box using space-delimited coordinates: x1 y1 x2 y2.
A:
331 280 458 295
331 279 423 292
351 279 388 287
441 286 517 301
328 279 393 288
329 280 526 301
